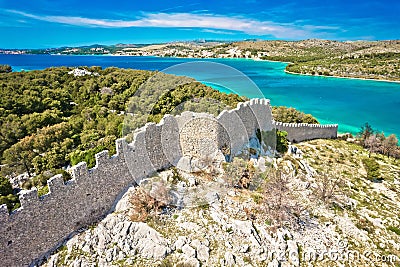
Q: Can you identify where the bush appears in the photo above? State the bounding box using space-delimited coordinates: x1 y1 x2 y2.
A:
37 185 49 197
0 176 20 211
69 146 108 168
362 157 380 181
276 130 289 154
22 169 71 190
0 194 20 211
256 129 288 154
0 176 13 196
388 226 400 236
129 186 170 222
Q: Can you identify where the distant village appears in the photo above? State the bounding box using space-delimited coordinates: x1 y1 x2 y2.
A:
0 41 267 60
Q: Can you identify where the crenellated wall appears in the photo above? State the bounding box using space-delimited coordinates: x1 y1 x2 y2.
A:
273 121 338 142
0 99 337 266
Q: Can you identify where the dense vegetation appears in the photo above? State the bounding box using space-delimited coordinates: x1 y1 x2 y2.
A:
231 40 400 81
285 52 400 80
272 106 319 124
0 67 244 190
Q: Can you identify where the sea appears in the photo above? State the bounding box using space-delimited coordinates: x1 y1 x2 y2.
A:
1 54 399 138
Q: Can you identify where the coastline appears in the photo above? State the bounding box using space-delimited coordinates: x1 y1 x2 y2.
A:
284 69 400 84
5 53 400 84
144 55 400 84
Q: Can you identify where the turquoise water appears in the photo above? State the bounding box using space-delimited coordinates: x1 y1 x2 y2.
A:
1 54 399 138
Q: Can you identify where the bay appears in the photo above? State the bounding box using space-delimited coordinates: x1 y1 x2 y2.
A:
1 54 399 138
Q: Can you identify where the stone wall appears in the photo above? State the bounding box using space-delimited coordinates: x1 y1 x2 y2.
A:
0 99 337 266
273 121 338 142
217 98 274 155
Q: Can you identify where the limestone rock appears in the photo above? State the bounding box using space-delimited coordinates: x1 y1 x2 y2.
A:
133 223 171 259
196 244 210 262
175 236 187 251
182 244 196 258
224 251 236 266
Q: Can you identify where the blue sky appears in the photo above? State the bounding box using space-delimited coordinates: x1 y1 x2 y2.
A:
0 0 399 48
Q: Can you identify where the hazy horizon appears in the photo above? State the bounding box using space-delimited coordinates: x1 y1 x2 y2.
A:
0 0 399 49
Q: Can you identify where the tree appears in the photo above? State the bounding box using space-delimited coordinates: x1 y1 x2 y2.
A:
312 173 346 206
358 122 374 145
382 134 398 157
364 134 382 157
262 170 305 227
3 135 37 177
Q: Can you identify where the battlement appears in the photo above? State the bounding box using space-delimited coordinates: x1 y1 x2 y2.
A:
273 121 338 142
0 98 337 266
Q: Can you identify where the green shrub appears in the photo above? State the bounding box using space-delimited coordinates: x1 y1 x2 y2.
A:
70 146 108 168
257 129 288 154
276 130 289 154
0 176 13 196
0 176 20 211
0 194 20 212
38 185 49 197
387 226 400 236
0 64 12 73
362 157 380 181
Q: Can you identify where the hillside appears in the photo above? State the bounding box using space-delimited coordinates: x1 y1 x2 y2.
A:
232 40 400 81
41 139 400 266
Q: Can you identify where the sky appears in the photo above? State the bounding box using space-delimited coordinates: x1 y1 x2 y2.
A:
0 0 399 48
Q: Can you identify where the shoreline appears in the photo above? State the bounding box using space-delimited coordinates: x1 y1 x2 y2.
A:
284 69 400 84
4 53 400 84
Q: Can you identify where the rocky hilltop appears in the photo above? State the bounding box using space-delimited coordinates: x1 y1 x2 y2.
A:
42 139 400 267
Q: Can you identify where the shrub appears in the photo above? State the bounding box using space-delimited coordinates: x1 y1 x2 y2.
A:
37 185 49 197
0 194 20 212
387 226 400 236
0 176 20 211
262 170 305 227
69 146 108 168
0 176 13 196
362 157 380 181
129 186 170 222
276 130 289 154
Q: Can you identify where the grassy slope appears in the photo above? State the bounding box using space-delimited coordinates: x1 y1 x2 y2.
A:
297 139 400 263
